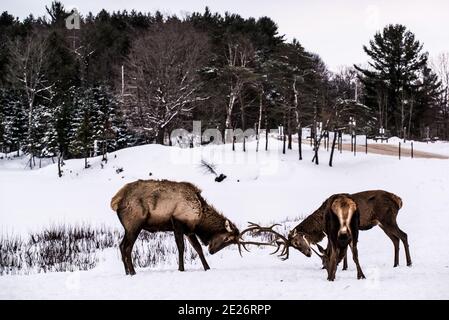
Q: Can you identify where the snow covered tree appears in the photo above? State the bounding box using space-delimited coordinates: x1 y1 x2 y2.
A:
124 20 210 144
69 87 96 168
0 88 27 155
68 85 129 166
7 30 53 167
90 84 127 161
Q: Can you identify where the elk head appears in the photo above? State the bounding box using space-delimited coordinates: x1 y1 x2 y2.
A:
208 220 241 254
315 243 330 270
288 229 312 257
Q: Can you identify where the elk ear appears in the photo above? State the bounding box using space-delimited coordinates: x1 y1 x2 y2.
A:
225 220 233 233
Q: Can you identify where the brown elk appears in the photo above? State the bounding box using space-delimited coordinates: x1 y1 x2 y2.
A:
288 190 412 268
110 179 254 275
317 194 365 281
241 195 365 281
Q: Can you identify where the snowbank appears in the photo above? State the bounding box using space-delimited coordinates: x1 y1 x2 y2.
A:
1 138 448 299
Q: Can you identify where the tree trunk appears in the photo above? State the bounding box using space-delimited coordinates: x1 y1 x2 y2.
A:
156 128 165 145
265 109 269 151
57 152 63 178
226 87 238 129
298 124 302 160
283 134 286 154
239 92 246 131
256 89 263 152
102 140 107 162
329 130 338 167
287 112 292 150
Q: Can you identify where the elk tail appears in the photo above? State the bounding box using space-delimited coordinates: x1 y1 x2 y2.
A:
389 193 403 210
110 185 128 212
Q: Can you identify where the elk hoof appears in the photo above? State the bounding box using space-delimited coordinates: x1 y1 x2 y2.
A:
407 262 412 267
393 264 399 268
178 267 185 272
129 270 136 276
204 266 210 271
358 274 366 280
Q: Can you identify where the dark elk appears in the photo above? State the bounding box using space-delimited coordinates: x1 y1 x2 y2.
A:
110 179 255 275
316 194 365 281
239 195 365 281
288 190 412 268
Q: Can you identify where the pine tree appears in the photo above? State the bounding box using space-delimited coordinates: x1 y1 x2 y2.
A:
0 88 27 155
69 87 95 168
411 67 442 138
355 24 428 137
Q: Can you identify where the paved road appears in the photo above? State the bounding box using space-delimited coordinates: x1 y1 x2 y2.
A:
340 142 449 159
299 139 449 159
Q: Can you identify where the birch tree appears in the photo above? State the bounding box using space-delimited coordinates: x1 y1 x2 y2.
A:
7 31 53 168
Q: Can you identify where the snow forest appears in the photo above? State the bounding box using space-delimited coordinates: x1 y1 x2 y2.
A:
0 2 448 168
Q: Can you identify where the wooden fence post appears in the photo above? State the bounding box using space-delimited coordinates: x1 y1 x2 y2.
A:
283 134 286 154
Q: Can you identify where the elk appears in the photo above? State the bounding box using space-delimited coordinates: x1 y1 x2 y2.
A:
110 179 253 275
288 190 412 268
240 195 365 281
319 194 364 280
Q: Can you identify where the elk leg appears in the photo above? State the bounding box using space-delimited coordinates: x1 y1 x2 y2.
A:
350 243 365 279
391 225 412 267
187 234 210 271
342 248 348 271
327 249 338 281
381 226 400 267
119 236 129 275
172 220 185 272
123 229 139 276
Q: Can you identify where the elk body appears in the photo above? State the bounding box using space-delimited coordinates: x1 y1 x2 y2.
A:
289 190 412 268
110 179 241 275
318 194 365 281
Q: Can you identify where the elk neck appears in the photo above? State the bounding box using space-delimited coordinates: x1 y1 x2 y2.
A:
296 205 327 244
194 203 230 245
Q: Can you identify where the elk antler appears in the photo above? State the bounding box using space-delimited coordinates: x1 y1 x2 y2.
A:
238 222 290 260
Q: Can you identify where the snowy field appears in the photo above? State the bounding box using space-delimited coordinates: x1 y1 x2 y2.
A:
1 138 449 299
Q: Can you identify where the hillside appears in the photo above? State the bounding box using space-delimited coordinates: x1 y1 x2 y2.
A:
1 138 449 299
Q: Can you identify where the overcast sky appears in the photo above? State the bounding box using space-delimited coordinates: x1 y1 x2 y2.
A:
3 0 449 71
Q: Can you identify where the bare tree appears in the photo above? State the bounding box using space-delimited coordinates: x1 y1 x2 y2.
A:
7 31 53 168
223 36 257 141
124 21 210 144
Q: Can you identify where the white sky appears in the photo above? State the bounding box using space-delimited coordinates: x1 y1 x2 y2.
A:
3 0 449 71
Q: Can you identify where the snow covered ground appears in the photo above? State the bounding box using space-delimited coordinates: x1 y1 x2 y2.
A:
1 138 449 299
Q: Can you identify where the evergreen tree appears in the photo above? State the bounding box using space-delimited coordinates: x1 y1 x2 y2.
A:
69 87 95 167
355 24 428 137
411 67 442 138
